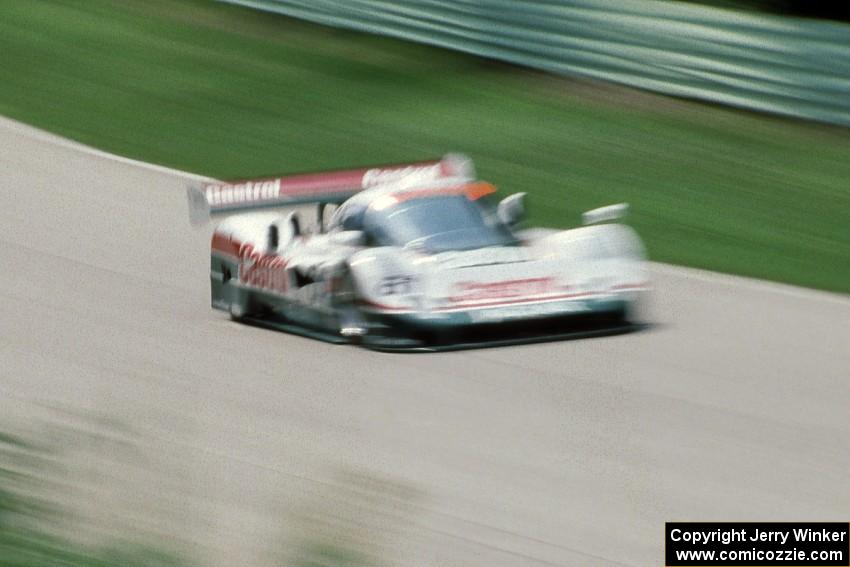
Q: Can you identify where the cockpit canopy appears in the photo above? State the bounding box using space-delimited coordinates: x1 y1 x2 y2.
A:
329 182 516 252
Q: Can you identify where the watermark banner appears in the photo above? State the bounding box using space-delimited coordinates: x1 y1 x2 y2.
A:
666 522 849 566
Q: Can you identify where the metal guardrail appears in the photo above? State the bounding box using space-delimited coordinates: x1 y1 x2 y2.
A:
221 0 850 126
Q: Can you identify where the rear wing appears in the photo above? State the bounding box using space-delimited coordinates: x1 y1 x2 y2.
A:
187 153 474 225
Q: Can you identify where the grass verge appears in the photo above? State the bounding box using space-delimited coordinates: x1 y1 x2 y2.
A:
1 0 848 292
0 431 184 567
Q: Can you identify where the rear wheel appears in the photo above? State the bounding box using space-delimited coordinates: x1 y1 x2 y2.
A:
229 288 249 321
229 286 269 322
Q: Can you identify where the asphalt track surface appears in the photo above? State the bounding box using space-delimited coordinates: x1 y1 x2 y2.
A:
1 117 849 567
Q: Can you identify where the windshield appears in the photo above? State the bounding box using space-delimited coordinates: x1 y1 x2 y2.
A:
364 195 516 252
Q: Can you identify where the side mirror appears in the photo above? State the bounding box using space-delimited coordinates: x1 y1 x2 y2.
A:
329 230 367 247
497 192 527 227
582 203 628 225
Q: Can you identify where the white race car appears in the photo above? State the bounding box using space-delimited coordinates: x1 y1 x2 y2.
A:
188 154 649 350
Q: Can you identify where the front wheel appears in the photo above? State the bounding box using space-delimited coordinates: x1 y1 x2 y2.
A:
332 266 368 343
623 290 651 325
337 306 367 344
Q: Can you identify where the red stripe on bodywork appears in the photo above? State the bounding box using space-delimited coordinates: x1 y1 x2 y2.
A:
610 282 649 291
211 233 290 294
359 292 596 315
207 159 443 192
201 158 449 210
358 299 413 313
438 291 595 312
211 232 241 258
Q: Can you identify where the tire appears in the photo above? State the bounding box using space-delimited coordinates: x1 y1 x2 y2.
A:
228 286 252 321
624 290 651 325
337 306 367 344
333 266 367 343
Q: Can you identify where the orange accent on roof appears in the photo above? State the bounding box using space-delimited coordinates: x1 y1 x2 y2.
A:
389 182 497 204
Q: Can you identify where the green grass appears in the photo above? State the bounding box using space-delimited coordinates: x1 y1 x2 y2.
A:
0 431 186 567
1 0 848 293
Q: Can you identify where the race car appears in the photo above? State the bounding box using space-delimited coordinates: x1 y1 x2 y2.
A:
187 154 649 350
